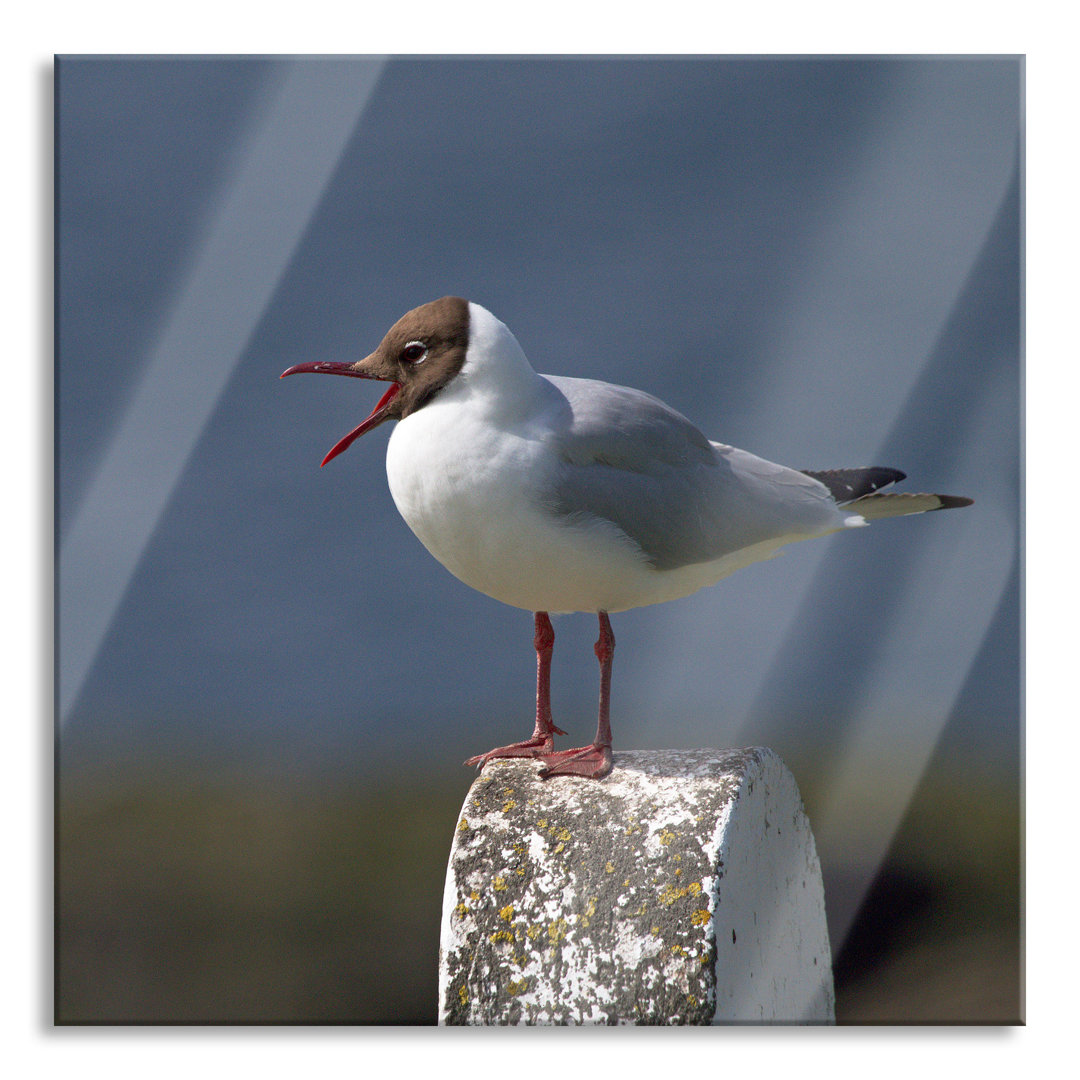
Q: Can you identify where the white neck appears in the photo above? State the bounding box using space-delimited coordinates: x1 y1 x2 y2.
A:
451 303 541 409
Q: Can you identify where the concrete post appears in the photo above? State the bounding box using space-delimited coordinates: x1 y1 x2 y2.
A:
438 747 834 1024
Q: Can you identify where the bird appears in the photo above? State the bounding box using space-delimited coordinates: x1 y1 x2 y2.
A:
281 296 972 780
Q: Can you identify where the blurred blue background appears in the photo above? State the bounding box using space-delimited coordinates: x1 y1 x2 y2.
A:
56 56 1021 1023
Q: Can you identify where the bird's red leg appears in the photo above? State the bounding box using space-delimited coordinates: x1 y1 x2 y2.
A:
537 612 615 780
464 612 567 768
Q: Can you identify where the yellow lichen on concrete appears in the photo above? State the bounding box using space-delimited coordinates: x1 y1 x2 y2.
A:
691 908 711 927
493 875 508 891
489 929 514 944
507 978 528 996
576 897 598 928
499 904 515 923
548 917 568 945
658 880 703 906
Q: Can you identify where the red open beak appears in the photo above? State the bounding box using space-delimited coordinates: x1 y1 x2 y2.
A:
280 361 401 467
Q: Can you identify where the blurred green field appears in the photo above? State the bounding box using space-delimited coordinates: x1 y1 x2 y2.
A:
56 744 1020 1024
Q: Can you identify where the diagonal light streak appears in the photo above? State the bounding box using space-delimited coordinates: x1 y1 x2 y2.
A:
747 162 1020 950
741 191 1018 952
636 62 1020 735
813 375 1018 946
58 58 386 725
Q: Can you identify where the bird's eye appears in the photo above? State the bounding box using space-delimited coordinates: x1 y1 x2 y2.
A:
400 341 428 364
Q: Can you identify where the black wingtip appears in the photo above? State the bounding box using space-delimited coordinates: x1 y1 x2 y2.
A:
801 466 907 502
932 495 974 511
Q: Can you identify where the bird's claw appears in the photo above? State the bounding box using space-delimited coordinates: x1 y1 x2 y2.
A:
464 735 560 769
536 744 613 780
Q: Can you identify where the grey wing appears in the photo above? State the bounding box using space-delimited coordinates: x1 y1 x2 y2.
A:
536 376 844 571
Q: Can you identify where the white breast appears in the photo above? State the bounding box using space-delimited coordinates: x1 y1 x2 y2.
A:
385 385 646 613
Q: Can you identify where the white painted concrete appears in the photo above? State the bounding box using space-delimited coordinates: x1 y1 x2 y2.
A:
439 748 833 1024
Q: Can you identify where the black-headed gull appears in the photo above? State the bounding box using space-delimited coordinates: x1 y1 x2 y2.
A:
282 297 972 779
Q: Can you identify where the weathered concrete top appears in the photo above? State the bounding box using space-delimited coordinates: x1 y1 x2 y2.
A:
439 747 834 1025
